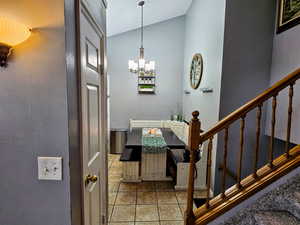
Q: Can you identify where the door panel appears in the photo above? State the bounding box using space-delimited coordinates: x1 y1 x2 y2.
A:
81 0 107 33
86 40 99 71
80 3 107 225
87 85 100 161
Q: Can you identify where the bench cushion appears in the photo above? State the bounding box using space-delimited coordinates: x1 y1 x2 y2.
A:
120 148 133 161
168 149 190 165
120 148 139 161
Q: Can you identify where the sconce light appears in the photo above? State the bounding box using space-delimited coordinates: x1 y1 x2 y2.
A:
0 17 31 67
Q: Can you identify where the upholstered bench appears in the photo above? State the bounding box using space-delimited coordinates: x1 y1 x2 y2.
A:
120 148 140 182
167 148 206 190
167 149 188 188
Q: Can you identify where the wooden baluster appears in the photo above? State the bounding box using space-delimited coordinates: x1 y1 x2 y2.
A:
237 116 245 189
206 137 213 208
269 95 277 168
253 104 262 178
285 84 294 158
185 111 201 225
221 127 229 198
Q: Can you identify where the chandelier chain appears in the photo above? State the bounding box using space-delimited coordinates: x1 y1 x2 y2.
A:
141 4 144 48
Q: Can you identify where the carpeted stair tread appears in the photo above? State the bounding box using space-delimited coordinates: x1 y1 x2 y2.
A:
277 191 300 220
254 211 300 225
295 192 300 202
292 192 300 219
218 174 300 225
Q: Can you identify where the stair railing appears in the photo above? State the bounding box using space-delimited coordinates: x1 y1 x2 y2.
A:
184 68 300 225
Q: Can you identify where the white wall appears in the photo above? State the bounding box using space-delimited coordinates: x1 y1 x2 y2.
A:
182 0 226 191
0 1 71 225
108 16 185 129
266 25 300 144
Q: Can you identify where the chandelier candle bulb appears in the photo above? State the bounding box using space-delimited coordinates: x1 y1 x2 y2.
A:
145 63 150 72
128 60 134 70
134 62 138 71
139 58 145 70
150 61 155 71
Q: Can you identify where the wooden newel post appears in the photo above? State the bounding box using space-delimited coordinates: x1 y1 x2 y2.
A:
185 111 201 225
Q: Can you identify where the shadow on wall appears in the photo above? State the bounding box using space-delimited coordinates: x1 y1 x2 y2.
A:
213 98 297 195
214 133 297 196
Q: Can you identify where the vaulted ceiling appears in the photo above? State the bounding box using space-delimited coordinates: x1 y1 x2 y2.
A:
107 0 193 37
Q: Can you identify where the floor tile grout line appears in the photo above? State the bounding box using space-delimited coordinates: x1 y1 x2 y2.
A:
175 191 186 214
109 156 120 223
108 193 118 219
156 190 162 225
108 205 113 223
108 178 118 222
109 202 114 222
134 187 138 223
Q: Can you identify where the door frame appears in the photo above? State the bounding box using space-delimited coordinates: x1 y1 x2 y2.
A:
65 0 108 224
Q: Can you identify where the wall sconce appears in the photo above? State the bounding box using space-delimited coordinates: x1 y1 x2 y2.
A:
0 17 31 67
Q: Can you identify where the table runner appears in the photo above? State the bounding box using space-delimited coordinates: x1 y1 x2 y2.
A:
142 136 168 154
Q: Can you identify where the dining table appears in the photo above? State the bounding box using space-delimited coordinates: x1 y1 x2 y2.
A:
125 128 186 149
125 128 186 181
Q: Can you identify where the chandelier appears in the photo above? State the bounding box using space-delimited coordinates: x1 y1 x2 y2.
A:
128 0 155 76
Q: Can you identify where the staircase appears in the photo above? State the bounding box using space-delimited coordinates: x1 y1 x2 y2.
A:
184 68 300 225
221 173 300 225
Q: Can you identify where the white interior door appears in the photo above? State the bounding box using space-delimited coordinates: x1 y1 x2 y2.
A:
80 4 107 225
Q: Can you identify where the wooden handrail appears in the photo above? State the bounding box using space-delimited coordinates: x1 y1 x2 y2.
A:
200 68 300 142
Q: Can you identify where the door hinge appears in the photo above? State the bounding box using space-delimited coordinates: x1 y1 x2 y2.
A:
100 65 104 75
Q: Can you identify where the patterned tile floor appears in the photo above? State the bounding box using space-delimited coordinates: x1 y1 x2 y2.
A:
108 154 204 225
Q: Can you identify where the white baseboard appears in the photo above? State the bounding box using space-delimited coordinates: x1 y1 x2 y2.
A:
142 177 173 181
121 178 141 183
175 186 207 191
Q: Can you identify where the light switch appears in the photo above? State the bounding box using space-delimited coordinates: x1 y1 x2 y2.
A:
38 157 62 180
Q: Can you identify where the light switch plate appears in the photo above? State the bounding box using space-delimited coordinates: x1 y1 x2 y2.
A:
38 157 62 180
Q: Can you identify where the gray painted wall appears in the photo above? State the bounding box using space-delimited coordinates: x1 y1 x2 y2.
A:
0 1 71 225
266 25 300 144
108 16 185 129
182 0 226 190
214 0 276 194
182 0 226 131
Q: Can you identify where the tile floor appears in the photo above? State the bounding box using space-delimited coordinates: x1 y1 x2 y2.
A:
108 154 204 225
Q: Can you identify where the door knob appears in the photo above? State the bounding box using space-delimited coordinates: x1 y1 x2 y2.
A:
85 174 98 185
